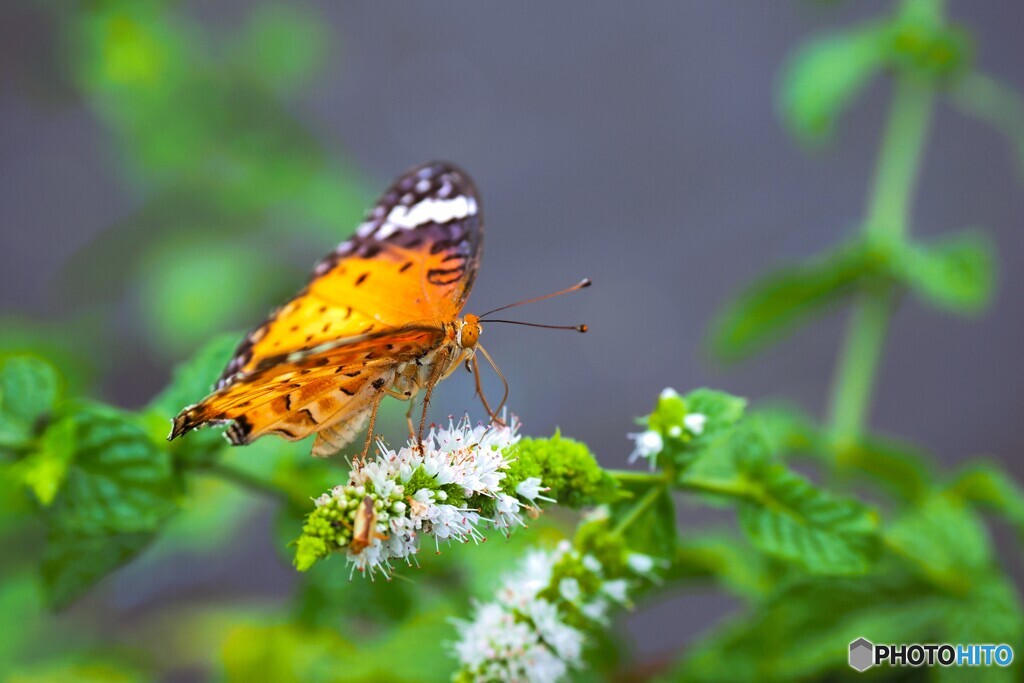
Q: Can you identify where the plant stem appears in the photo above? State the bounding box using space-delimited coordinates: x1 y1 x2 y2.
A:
606 469 667 486
828 66 937 452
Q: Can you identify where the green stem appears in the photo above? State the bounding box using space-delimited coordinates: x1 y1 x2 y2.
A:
606 469 667 486
828 51 938 451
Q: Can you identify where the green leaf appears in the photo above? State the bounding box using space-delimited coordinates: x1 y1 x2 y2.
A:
899 230 995 314
230 5 328 93
671 571 945 683
0 355 63 447
8 418 76 506
708 240 884 362
42 529 155 610
837 434 934 503
748 404 822 459
949 461 1024 539
777 23 888 144
669 532 784 599
885 492 992 590
148 333 240 417
147 333 239 467
48 406 178 535
948 72 1024 184
738 463 880 575
609 480 677 558
678 418 773 494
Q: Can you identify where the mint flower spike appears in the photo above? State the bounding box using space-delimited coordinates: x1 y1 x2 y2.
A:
627 386 707 470
295 413 553 577
453 541 652 683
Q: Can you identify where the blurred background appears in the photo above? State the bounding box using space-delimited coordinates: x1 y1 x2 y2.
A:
1 0 1022 680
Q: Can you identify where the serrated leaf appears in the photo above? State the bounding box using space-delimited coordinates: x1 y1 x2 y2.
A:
738 463 880 575
949 461 1024 539
42 529 155 610
682 389 746 444
671 572 944 683
838 434 934 503
899 230 995 314
49 406 177 535
885 492 992 588
777 23 888 144
678 419 774 492
708 240 884 362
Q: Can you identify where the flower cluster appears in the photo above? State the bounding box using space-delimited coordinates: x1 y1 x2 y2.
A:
628 387 706 469
452 540 657 683
294 415 554 577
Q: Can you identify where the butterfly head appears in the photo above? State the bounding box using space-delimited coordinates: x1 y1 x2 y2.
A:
457 314 482 348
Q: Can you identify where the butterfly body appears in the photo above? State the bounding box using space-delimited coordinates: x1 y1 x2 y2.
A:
169 162 488 458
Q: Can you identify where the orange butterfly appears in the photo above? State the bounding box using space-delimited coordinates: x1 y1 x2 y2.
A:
169 162 587 458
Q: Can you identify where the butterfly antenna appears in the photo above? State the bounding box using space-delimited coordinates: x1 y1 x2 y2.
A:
479 278 591 319
482 320 588 333
476 345 510 422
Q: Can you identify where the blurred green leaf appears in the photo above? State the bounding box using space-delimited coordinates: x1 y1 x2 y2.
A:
738 463 880 575
5 656 147 683
0 355 63 448
748 404 823 459
681 389 747 446
9 418 76 506
777 23 888 144
949 72 1024 183
949 461 1024 540
669 532 784 600
899 230 995 314
837 433 934 504
42 529 155 611
670 571 944 683
230 5 328 93
610 481 677 558
938 571 1023 682
135 238 289 358
885 492 992 590
37 406 178 607
709 240 885 362
48 406 177 535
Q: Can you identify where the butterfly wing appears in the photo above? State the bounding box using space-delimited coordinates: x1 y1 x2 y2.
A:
171 161 483 448
217 161 483 386
171 326 444 445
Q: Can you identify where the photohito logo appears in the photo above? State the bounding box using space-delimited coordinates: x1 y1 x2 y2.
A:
849 638 1014 672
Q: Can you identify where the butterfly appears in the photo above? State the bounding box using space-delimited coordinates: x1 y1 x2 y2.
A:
169 161 588 458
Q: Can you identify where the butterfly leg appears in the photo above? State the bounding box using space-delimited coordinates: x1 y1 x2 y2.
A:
359 388 386 463
471 355 506 427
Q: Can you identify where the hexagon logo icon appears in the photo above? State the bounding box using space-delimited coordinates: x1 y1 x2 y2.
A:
849 637 874 672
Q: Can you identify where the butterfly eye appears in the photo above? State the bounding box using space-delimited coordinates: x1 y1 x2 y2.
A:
460 320 481 348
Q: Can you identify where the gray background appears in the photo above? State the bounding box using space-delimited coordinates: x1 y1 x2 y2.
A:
2 0 1022 667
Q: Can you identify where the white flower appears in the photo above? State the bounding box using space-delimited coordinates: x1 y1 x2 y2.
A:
626 553 656 575
307 412 548 578
684 412 707 435
558 577 581 602
660 387 681 401
517 477 556 503
453 541 651 682
627 429 663 469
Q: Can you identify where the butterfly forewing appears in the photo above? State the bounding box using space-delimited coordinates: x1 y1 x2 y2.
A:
171 162 484 452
